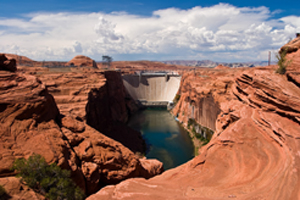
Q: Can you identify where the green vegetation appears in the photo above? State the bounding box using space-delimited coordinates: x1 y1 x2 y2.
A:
188 118 213 146
11 154 84 200
102 55 113 68
276 48 291 74
193 128 210 145
0 185 7 197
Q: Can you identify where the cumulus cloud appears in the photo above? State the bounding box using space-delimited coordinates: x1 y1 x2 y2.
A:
0 3 299 61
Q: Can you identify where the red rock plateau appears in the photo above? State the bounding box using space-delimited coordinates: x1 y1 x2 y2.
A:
88 39 300 199
3 53 190 72
101 60 190 73
0 54 163 198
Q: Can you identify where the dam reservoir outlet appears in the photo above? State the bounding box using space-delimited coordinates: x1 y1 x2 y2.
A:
127 109 194 170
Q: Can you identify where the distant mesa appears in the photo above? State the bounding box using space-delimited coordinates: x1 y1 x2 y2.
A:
66 55 97 68
162 60 272 68
0 54 17 72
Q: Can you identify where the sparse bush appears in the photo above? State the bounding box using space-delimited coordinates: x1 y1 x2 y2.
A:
12 154 84 200
276 48 291 74
194 133 210 145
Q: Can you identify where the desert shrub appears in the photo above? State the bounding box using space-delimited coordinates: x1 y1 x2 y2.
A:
194 133 210 145
0 185 6 197
12 154 84 200
276 48 291 74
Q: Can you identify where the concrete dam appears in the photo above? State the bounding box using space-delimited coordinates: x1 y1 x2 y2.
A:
122 72 181 107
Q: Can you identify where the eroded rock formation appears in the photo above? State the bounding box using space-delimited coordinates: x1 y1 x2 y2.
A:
88 42 300 199
0 68 163 197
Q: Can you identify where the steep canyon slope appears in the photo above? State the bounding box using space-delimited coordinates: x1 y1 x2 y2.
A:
88 40 300 199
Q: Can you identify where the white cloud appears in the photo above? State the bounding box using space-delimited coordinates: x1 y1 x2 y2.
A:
0 3 299 62
73 41 83 53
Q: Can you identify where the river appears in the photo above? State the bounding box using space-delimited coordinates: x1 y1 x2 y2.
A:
127 109 194 170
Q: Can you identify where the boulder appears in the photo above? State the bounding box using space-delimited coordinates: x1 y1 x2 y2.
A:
66 55 97 68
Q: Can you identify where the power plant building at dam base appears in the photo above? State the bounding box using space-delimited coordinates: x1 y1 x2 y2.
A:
122 72 181 107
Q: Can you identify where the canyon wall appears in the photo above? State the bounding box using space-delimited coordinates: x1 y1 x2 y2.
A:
172 73 223 131
86 71 146 153
88 38 300 200
33 68 144 153
0 55 163 198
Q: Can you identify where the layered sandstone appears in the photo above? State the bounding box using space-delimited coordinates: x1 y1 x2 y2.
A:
0 69 163 197
88 45 300 199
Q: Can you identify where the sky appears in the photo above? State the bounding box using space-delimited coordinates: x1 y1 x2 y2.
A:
0 0 300 62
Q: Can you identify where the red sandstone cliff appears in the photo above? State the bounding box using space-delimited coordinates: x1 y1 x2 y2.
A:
88 41 300 199
32 67 144 153
0 58 163 197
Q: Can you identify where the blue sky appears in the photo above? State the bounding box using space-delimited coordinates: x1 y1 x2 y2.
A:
1 0 298 18
0 0 300 62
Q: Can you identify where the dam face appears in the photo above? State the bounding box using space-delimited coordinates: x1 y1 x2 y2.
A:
122 73 181 106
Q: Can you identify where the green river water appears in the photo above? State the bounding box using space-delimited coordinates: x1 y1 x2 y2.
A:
127 109 194 170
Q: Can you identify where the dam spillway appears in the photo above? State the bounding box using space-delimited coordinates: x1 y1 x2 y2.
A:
122 72 181 106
